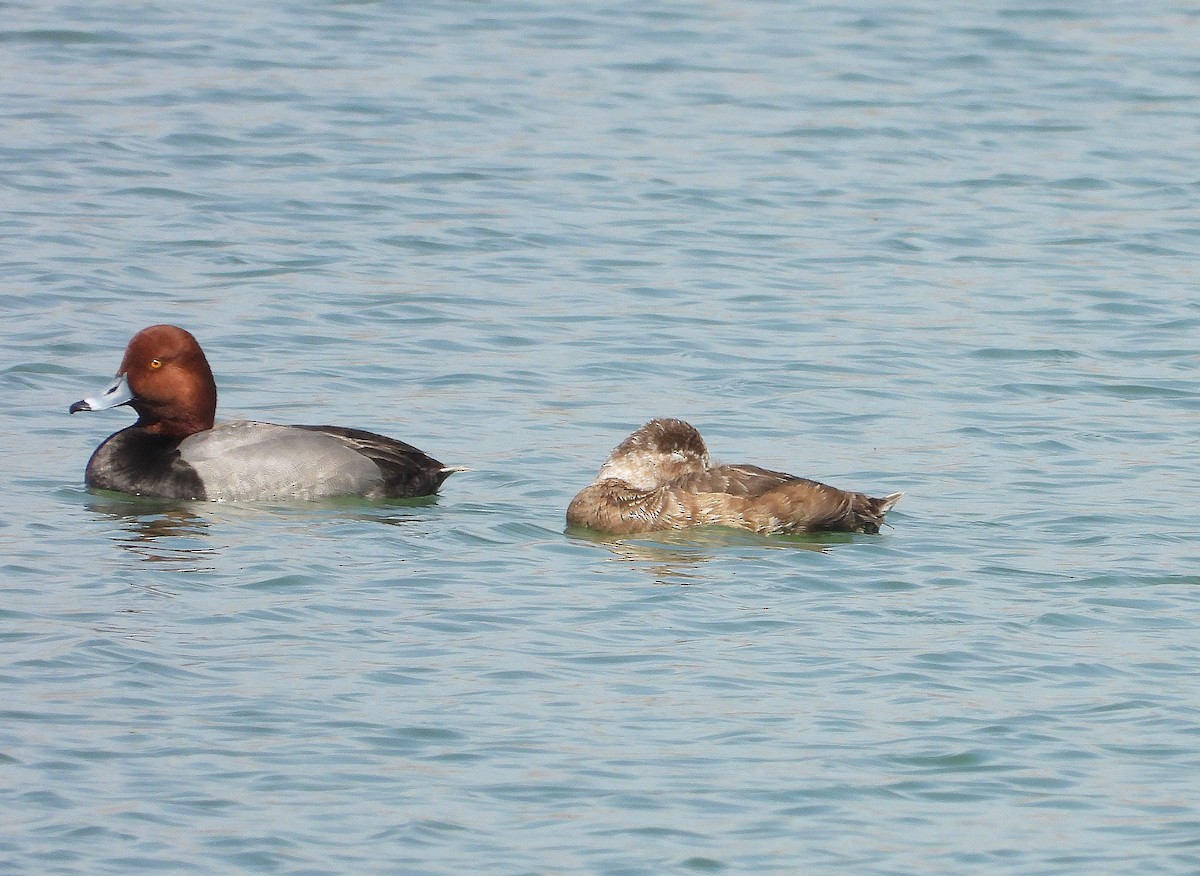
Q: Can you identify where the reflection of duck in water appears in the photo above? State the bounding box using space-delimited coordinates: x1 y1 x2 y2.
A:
570 525 832 584
566 418 902 536
80 496 216 569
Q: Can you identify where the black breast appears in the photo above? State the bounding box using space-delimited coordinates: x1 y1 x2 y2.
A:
84 427 207 499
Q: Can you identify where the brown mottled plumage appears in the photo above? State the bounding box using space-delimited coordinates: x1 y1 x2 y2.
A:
566 418 902 535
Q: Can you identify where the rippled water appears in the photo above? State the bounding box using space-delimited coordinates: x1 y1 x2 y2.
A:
3 1 1200 873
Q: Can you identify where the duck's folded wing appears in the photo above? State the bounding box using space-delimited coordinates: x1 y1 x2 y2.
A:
294 425 454 497
745 480 898 533
674 463 798 498
180 422 381 500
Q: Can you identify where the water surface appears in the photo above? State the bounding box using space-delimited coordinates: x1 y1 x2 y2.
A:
3 1 1200 873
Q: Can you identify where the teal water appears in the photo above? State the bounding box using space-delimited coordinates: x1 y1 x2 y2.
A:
3 1 1200 873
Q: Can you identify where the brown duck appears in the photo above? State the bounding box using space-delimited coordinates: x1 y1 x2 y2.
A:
566 418 902 535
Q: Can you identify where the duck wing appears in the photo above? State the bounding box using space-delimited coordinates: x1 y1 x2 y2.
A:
294 425 457 498
743 481 902 533
676 465 902 533
672 464 798 498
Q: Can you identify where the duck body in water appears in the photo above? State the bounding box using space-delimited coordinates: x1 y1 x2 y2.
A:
566 418 901 536
70 324 461 501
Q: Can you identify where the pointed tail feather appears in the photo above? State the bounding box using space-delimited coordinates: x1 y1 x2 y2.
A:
852 491 903 533
877 491 903 514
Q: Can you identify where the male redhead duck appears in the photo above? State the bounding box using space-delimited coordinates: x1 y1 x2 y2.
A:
70 324 462 501
566 418 902 535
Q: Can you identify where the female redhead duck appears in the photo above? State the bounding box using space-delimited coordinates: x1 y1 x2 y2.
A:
70 324 462 501
566 418 901 535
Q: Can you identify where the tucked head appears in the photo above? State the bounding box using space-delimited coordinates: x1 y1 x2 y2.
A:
595 418 711 489
70 324 217 438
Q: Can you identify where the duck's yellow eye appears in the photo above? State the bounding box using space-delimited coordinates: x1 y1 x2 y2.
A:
149 358 163 369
